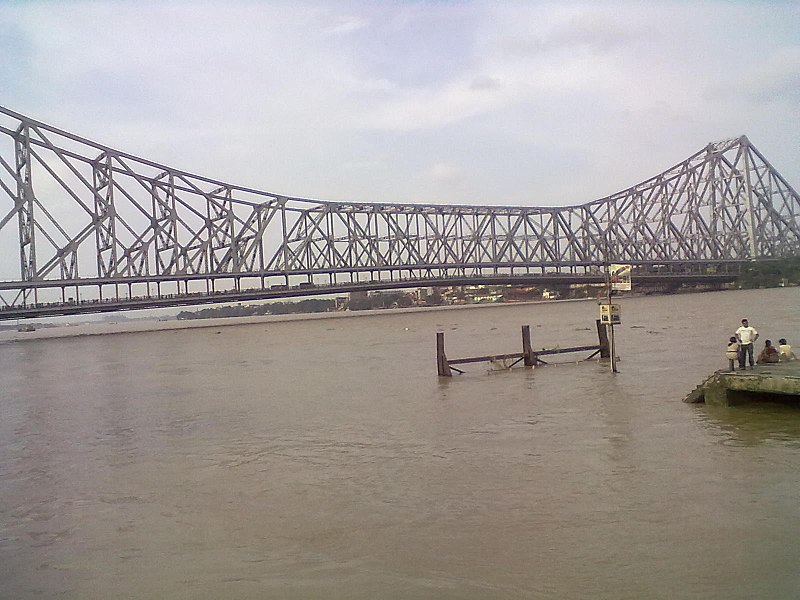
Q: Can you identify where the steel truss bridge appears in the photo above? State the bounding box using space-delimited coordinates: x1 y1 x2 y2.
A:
1 105 799 320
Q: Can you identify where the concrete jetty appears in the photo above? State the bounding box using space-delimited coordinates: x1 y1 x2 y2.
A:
684 362 800 406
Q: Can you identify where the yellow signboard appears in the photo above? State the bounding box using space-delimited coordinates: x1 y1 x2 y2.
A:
610 264 632 291
599 303 621 325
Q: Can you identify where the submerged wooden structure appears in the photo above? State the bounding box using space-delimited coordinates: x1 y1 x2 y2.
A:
436 322 610 376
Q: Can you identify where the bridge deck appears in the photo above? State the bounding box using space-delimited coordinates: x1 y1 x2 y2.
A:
0 273 736 320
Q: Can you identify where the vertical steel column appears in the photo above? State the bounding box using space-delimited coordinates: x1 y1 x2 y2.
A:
92 152 119 277
326 207 335 273
279 198 290 282
14 124 37 304
207 187 236 273
490 211 498 271
256 204 266 279
153 172 179 275
227 192 239 273
706 145 718 259
742 140 758 258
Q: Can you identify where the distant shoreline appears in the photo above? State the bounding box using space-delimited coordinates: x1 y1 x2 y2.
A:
3 286 795 344
0 297 596 343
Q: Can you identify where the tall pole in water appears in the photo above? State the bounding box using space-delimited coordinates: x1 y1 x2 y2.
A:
604 232 618 374
605 265 617 373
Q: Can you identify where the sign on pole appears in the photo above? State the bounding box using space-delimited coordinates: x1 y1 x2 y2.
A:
609 264 632 291
599 303 621 325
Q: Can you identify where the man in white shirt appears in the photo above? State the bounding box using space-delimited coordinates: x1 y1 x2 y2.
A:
735 318 759 369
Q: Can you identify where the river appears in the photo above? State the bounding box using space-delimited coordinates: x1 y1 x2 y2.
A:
1 287 799 599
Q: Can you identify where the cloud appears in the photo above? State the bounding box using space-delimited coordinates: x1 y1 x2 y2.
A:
470 75 503 90
429 162 463 184
358 76 511 131
325 15 370 35
479 4 644 62
542 8 643 54
705 46 800 104
0 0 797 212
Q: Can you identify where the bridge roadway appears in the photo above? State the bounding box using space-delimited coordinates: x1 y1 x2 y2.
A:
0 271 736 320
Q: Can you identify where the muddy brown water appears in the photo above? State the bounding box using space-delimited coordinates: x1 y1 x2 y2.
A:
1 287 799 599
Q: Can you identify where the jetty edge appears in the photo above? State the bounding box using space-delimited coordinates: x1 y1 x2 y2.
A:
683 362 800 406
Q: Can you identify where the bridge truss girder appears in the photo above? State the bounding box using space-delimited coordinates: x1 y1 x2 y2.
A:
0 105 798 317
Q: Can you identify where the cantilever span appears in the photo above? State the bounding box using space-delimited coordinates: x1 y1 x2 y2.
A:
0 105 799 319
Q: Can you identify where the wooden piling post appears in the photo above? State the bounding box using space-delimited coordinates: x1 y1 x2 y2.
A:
596 319 610 358
437 331 452 377
522 325 534 366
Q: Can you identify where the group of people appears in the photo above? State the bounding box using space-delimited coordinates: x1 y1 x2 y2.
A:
725 318 797 371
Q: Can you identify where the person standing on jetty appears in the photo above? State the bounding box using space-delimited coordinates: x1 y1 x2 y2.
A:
736 318 759 370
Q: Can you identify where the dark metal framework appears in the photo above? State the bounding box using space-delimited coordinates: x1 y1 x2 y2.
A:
1 105 799 318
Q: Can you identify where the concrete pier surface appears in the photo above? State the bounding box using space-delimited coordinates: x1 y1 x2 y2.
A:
684 361 800 406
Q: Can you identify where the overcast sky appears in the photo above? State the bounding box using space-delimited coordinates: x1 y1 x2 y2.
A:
1 0 798 208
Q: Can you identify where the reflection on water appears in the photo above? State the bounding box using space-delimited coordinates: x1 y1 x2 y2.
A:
1 287 800 599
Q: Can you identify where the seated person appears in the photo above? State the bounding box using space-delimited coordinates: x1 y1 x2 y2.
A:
778 338 797 361
756 339 780 364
